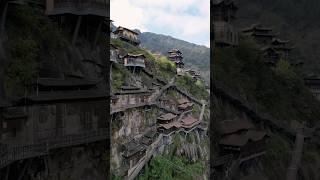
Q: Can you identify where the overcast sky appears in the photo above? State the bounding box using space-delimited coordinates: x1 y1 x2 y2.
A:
110 0 210 47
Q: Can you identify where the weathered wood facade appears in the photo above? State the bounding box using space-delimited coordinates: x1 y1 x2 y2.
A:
304 77 320 101
112 86 153 109
0 78 107 169
114 26 140 46
45 0 109 17
242 24 276 45
218 119 268 159
243 24 294 65
212 0 238 47
168 49 184 68
123 54 146 73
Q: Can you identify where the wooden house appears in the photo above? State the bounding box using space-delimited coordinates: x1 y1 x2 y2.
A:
45 0 109 17
157 121 181 134
181 116 200 130
141 129 158 146
212 0 239 47
157 113 177 124
123 53 146 73
122 139 146 171
219 130 268 158
45 0 109 45
178 98 194 112
1 78 107 145
114 26 140 46
242 24 277 45
271 38 294 60
168 49 184 68
304 77 320 101
158 97 176 111
113 86 153 108
260 46 281 66
218 119 268 159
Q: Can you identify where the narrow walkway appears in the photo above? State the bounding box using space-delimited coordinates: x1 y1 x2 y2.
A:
286 126 304 180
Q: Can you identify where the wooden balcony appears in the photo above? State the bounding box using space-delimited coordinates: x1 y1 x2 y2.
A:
45 0 109 17
117 34 140 46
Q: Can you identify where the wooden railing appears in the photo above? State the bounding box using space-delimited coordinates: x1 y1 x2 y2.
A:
0 128 108 169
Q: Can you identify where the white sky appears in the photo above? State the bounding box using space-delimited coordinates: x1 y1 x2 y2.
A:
111 0 210 47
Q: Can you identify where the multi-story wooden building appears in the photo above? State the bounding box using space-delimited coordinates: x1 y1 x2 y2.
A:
271 38 294 60
304 77 320 101
0 78 107 168
242 24 277 45
168 49 184 68
114 26 140 46
45 0 109 45
111 86 153 109
123 53 146 73
212 0 239 47
122 139 146 174
218 119 268 159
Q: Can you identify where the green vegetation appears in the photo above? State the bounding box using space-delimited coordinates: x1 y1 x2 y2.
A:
140 32 210 82
111 39 176 82
138 155 205 180
5 5 67 96
111 63 127 91
237 0 320 77
176 75 208 100
261 135 291 179
154 56 176 81
213 37 320 124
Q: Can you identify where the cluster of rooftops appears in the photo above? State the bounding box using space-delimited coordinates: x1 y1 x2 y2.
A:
213 0 296 66
217 118 269 160
110 21 203 81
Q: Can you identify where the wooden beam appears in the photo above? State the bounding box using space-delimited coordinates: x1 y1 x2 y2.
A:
72 16 82 45
5 165 10 180
18 159 32 180
94 19 102 46
0 1 8 36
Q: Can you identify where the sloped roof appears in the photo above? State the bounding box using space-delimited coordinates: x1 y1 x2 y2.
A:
272 38 290 44
158 121 181 129
114 26 139 35
219 130 268 147
304 78 320 86
168 48 182 54
19 90 106 103
34 78 97 87
123 53 146 58
178 98 190 105
178 102 194 110
181 116 198 126
218 119 255 135
212 0 237 8
123 139 146 158
240 173 269 180
157 113 177 121
242 23 273 32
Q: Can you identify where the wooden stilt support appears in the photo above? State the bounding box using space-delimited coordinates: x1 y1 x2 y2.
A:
94 19 102 46
72 16 82 46
18 159 32 180
5 165 10 180
1 2 8 36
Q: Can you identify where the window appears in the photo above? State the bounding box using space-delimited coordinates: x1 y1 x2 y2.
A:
3 122 7 129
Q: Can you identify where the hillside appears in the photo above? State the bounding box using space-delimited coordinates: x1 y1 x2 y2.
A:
140 32 210 82
235 0 320 77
